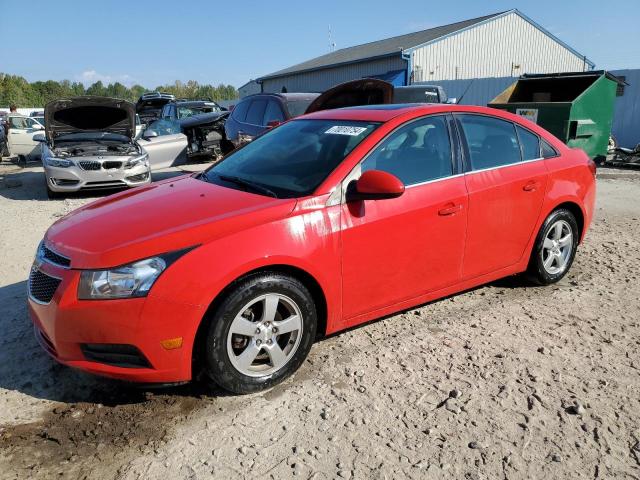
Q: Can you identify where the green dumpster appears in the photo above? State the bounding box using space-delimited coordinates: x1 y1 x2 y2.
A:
489 71 624 162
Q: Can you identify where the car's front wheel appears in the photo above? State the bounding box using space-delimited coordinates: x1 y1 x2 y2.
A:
204 272 317 394
527 208 579 285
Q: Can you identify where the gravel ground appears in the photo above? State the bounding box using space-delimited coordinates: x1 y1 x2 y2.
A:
0 161 639 479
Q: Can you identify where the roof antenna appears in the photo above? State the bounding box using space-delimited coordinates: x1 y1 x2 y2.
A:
328 25 336 52
457 79 475 104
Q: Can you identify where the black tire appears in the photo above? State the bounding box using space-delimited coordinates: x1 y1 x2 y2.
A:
526 208 579 285
203 272 317 394
46 182 62 200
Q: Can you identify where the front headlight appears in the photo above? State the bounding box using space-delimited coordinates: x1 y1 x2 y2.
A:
45 157 73 168
78 257 166 299
125 153 149 169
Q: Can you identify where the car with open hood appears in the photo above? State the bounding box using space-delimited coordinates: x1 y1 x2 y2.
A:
38 96 150 198
28 102 595 394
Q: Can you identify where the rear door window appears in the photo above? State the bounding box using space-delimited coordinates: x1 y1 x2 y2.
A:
516 125 541 161
456 114 521 170
245 99 268 125
263 100 285 125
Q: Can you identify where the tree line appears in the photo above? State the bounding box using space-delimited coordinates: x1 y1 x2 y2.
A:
0 73 238 107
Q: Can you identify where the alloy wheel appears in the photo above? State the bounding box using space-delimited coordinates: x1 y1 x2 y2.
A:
226 293 303 377
541 219 573 275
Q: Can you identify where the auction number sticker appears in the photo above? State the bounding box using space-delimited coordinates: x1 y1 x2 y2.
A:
325 125 368 136
516 108 539 124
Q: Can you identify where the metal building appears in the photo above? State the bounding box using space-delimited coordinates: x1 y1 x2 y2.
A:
257 9 593 93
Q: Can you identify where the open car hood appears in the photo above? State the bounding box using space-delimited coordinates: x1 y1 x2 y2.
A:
304 79 394 114
45 96 136 142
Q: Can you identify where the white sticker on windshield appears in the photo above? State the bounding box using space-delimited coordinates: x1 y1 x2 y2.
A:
325 125 368 136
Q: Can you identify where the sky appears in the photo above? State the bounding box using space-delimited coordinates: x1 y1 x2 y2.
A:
2 0 639 89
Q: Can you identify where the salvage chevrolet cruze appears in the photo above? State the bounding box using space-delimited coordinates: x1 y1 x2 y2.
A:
28 104 596 393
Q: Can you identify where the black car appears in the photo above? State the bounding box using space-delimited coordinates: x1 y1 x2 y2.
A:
224 93 319 148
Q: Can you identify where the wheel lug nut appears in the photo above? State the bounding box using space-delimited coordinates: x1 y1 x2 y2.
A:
267 339 273 345
272 327 278 333
256 340 262 346
255 328 261 334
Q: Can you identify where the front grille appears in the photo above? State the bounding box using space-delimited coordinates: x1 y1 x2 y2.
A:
29 268 61 304
42 244 71 267
79 160 101 171
80 344 152 368
103 161 122 169
35 326 58 357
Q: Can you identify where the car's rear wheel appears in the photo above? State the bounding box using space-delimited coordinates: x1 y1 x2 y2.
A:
203 272 317 394
527 208 579 285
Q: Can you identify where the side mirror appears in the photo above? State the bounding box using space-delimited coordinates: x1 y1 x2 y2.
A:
266 120 281 129
33 133 46 142
346 170 405 202
142 129 159 140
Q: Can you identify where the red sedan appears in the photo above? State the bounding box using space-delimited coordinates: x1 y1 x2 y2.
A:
28 104 596 393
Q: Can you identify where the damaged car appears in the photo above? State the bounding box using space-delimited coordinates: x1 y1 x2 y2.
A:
138 106 231 170
38 96 150 198
135 92 175 125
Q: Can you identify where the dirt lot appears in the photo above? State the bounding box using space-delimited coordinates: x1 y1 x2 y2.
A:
0 161 639 480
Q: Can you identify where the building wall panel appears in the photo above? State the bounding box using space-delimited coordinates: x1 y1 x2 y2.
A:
261 56 407 93
411 12 589 82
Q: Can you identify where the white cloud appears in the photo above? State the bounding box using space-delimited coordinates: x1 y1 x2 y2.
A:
77 69 135 87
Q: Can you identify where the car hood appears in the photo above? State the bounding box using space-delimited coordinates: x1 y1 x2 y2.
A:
178 111 229 128
304 78 394 114
44 175 297 269
45 96 136 143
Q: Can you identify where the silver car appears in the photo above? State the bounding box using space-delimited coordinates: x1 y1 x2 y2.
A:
39 97 150 198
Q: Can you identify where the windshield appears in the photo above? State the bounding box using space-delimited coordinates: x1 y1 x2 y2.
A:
286 100 316 118
178 105 220 118
201 119 378 198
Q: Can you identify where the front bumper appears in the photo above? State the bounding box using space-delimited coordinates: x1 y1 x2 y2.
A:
27 258 205 383
44 161 151 192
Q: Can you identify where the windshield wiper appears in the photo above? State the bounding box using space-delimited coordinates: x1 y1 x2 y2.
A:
217 174 278 198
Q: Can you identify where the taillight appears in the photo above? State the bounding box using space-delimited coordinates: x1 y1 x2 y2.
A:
587 158 597 178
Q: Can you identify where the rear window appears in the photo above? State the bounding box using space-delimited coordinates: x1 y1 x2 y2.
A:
285 99 315 118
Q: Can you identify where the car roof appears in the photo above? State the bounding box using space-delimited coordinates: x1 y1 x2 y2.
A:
300 104 515 122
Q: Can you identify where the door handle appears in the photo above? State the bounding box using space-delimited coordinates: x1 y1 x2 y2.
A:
438 203 463 216
523 181 540 192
